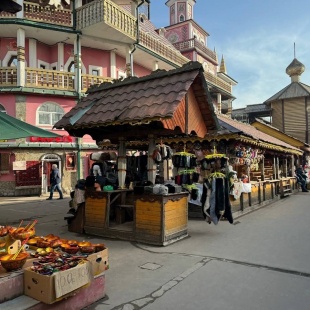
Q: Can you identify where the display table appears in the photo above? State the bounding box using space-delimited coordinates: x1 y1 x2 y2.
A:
84 190 189 246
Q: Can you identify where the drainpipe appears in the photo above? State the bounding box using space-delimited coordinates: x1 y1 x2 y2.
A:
76 32 82 179
72 0 76 30
130 0 145 76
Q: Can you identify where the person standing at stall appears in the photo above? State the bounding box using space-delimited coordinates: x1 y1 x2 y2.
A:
46 164 64 200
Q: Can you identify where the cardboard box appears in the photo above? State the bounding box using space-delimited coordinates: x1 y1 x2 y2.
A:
87 248 109 277
24 261 93 304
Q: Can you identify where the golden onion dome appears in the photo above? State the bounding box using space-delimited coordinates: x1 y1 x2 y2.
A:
286 58 305 77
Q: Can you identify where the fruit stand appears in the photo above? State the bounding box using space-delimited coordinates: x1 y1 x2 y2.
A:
0 222 108 307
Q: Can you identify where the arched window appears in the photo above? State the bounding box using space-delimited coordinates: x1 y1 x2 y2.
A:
0 104 6 113
68 61 75 73
179 15 185 22
37 102 64 126
8 56 18 67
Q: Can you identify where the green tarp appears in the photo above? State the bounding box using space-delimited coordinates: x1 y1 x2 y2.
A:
0 113 61 140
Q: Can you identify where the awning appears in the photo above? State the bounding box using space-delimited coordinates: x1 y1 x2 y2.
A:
0 113 61 140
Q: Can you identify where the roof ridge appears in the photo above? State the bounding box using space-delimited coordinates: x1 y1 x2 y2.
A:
87 61 202 94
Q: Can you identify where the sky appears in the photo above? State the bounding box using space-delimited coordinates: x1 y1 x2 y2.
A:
149 0 310 109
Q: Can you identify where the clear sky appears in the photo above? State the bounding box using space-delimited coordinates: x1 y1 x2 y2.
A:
149 0 310 109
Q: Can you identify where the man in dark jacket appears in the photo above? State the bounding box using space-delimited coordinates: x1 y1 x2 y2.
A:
47 164 64 200
295 165 308 192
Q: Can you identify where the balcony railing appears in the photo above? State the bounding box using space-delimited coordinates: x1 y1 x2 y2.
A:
139 31 189 67
76 0 137 40
24 1 72 26
0 11 16 18
81 74 113 92
0 68 17 86
204 71 232 93
0 67 232 94
0 67 113 92
26 68 74 90
173 39 217 63
0 1 72 26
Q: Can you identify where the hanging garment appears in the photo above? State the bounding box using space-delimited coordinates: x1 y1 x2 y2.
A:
201 177 233 225
201 179 211 223
232 181 243 199
209 178 219 225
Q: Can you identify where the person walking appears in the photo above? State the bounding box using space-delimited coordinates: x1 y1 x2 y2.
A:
47 164 64 200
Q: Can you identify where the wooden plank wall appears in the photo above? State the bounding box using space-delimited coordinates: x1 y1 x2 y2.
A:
85 197 107 228
164 196 188 236
135 199 162 239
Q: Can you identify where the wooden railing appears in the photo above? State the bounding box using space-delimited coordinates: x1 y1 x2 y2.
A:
0 68 17 86
24 1 72 26
81 74 113 92
173 39 217 63
0 11 16 18
0 67 114 92
0 2 72 26
26 68 74 90
204 71 232 93
0 67 232 94
76 0 137 39
139 31 189 67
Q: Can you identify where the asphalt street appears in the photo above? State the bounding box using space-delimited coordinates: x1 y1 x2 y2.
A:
0 192 309 310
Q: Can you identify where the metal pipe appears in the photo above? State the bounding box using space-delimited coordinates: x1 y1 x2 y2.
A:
76 32 82 179
130 0 145 76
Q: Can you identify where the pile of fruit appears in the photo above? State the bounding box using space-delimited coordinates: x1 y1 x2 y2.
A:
28 234 105 256
0 226 9 237
29 251 88 275
1 221 106 273
0 220 37 240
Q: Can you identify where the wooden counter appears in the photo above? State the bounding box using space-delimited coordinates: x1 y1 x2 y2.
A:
135 193 188 246
84 190 189 246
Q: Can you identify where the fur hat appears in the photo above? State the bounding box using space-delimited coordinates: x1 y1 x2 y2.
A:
90 152 101 161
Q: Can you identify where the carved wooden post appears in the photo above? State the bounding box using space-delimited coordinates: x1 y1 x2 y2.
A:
147 135 157 184
276 156 279 179
117 138 126 189
17 28 25 87
260 157 265 181
284 157 288 177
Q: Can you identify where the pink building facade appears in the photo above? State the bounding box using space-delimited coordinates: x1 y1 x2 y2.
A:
0 0 236 196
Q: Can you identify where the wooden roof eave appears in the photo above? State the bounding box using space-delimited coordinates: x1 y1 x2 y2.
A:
202 133 303 156
237 135 303 156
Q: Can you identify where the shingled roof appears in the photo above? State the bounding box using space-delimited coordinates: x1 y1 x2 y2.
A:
217 114 301 153
54 61 219 143
264 82 310 103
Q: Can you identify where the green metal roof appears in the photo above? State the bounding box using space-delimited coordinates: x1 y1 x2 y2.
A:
0 113 61 140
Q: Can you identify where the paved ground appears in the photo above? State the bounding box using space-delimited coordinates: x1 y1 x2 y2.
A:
1 192 310 310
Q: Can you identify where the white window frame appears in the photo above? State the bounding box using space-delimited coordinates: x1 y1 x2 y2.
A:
38 60 50 70
0 103 6 113
2 51 17 66
89 65 102 76
51 62 58 70
64 56 86 73
36 102 65 127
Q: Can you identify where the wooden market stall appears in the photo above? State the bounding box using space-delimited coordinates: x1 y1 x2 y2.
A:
54 61 221 245
204 114 303 210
